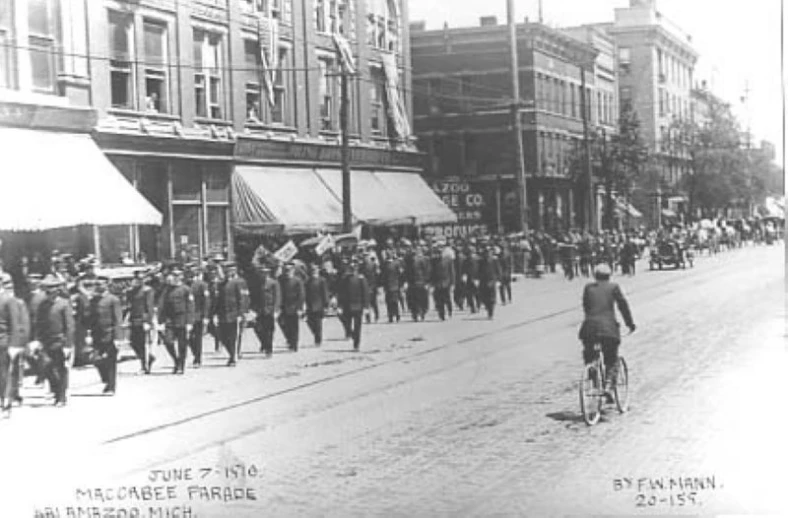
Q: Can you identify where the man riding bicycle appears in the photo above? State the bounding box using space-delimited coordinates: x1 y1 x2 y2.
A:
578 264 636 399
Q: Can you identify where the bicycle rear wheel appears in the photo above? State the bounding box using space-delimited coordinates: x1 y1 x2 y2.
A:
614 357 630 413
579 363 603 425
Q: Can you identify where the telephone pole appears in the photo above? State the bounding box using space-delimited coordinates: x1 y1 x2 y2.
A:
580 67 596 232
507 0 528 232
340 68 352 233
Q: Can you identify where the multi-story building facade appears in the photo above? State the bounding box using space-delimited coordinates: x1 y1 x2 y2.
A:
411 17 601 234
1 0 440 264
599 0 698 224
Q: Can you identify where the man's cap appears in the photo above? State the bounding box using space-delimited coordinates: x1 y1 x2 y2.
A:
212 253 225 262
41 275 64 288
594 264 612 277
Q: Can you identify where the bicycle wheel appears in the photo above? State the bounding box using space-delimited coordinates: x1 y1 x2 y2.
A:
614 357 630 413
579 363 603 425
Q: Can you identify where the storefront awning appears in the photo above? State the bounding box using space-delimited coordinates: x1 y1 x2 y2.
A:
615 198 643 218
0 128 162 231
314 169 412 226
233 166 349 234
373 172 457 225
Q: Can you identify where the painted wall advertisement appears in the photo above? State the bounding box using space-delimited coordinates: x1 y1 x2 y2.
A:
424 179 493 238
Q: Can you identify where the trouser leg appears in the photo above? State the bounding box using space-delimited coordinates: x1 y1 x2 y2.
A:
162 327 178 365
95 341 118 391
129 325 150 370
350 311 362 349
220 322 237 363
175 328 188 371
256 314 274 354
385 291 399 322
307 312 323 345
0 348 10 408
189 320 203 365
369 288 379 322
285 315 299 350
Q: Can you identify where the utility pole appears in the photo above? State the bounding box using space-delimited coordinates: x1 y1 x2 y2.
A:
580 67 595 232
340 67 352 233
507 0 528 232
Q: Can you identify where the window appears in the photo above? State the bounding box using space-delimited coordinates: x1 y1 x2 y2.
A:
193 29 224 119
243 0 293 24
329 0 350 35
370 66 385 135
29 0 57 93
109 11 135 109
0 1 11 88
243 39 261 122
619 47 630 64
367 0 399 52
658 89 665 117
271 46 289 124
318 57 335 131
143 21 169 113
315 0 327 32
657 48 664 75
569 84 576 117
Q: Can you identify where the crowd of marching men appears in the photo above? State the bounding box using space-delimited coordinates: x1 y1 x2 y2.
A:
0 220 777 417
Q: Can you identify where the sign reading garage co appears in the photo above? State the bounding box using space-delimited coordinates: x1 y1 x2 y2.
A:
426 179 490 238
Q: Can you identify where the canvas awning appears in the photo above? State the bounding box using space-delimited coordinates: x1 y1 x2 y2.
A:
0 128 162 231
373 172 457 225
314 169 412 226
233 166 350 234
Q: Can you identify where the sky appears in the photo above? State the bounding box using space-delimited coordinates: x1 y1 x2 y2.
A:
409 0 785 168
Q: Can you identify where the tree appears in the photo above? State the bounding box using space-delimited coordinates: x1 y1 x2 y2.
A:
567 103 649 230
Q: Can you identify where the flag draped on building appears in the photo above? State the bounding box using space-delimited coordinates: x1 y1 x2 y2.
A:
381 52 411 140
331 1 356 74
257 12 279 107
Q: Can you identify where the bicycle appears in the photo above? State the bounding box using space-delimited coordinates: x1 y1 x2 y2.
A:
579 336 631 425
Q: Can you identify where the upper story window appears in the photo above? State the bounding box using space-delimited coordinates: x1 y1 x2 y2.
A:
0 1 14 89
317 56 336 131
242 0 293 24
143 20 169 113
28 0 59 93
243 39 262 122
367 0 399 52
369 66 386 135
109 11 135 109
193 29 225 120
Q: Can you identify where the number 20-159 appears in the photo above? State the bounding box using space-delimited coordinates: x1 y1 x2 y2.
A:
635 493 697 507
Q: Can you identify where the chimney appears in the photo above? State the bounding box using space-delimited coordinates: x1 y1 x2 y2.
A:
479 16 498 27
410 21 426 32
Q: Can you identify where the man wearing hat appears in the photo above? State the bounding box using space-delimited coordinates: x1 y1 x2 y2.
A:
252 265 279 357
478 246 502 319
158 268 195 374
0 273 22 415
579 264 636 398
185 264 211 368
461 245 481 314
380 251 403 323
87 277 122 395
304 263 329 347
213 262 249 366
33 275 74 406
279 261 305 352
498 243 513 305
430 242 455 321
127 270 156 373
337 260 368 351
406 244 431 322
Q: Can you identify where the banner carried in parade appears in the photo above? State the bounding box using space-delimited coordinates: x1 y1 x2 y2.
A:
274 240 298 262
314 235 334 256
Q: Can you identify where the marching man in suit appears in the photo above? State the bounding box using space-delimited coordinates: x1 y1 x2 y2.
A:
338 260 369 351
253 265 280 358
304 263 330 347
88 277 122 394
279 262 305 352
159 268 194 374
214 262 249 366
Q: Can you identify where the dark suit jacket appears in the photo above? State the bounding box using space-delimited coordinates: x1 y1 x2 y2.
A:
462 254 481 280
0 292 21 349
578 281 634 341
256 277 281 316
215 277 250 323
338 274 369 312
160 285 196 328
89 292 123 343
430 256 455 288
380 259 402 293
127 285 155 326
35 296 75 349
305 276 330 313
279 276 305 315
190 279 212 321
408 254 431 286
478 256 502 286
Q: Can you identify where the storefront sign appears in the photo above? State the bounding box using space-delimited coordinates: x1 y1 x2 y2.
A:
235 139 424 169
424 179 491 238
0 101 96 132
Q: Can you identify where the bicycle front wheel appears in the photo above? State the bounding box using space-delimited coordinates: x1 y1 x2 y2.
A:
579 363 603 425
614 357 630 413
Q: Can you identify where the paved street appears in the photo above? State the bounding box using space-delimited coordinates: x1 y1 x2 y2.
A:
2 245 785 517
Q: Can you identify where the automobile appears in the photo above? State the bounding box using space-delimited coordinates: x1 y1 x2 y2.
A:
649 240 693 270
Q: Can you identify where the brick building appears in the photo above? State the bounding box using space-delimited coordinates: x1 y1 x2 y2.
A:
411 17 604 235
1 0 450 264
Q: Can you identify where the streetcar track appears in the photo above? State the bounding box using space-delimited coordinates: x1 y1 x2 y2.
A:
103 249 744 447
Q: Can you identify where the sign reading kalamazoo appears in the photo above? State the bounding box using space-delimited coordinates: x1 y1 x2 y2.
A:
235 139 424 169
425 179 490 238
